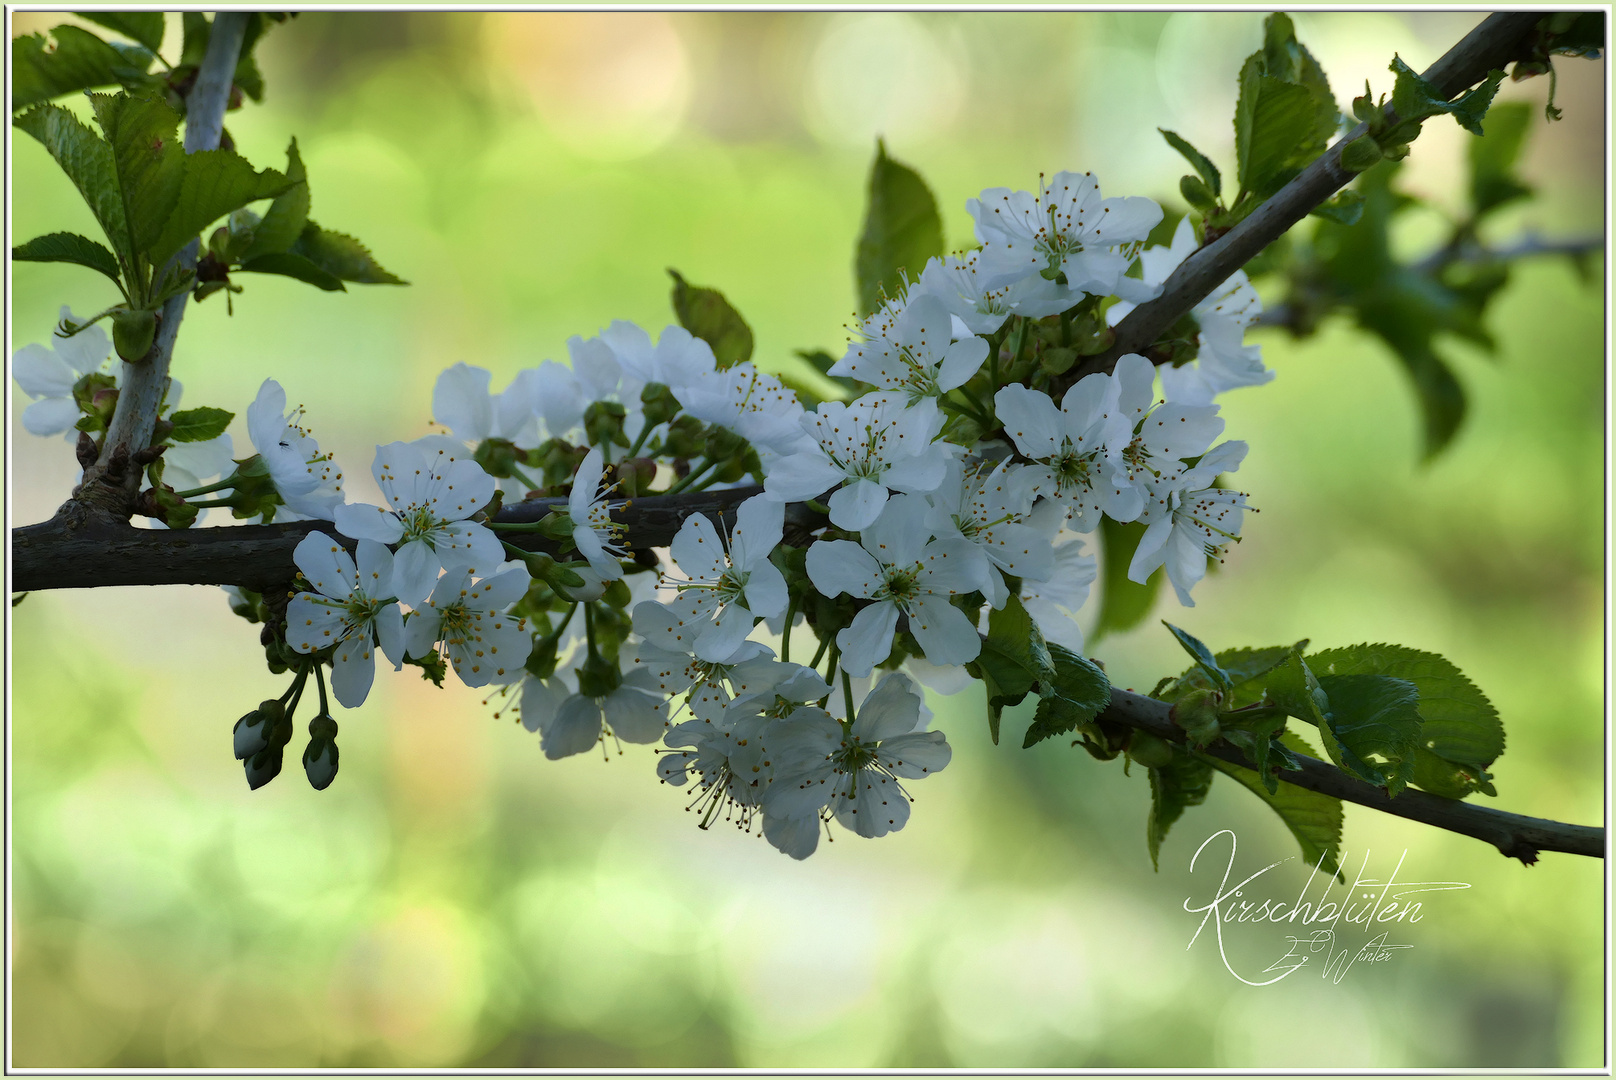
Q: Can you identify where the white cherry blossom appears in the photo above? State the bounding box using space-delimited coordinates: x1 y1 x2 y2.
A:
805 494 988 677
602 321 717 390
925 457 1053 608
1111 353 1226 523
433 361 547 448
285 532 406 708
333 439 503 605
403 563 534 687
631 495 788 663
762 673 952 854
675 361 812 456
246 379 346 521
994 375 1132 530
829 293 989 406
764 390 953 530
12 308 112 437
1128 440 1250 606
567 446 627 582
969 170 1163 301
539 668 669 760
1020 535 1098 654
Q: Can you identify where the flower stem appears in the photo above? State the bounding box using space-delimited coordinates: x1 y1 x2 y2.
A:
509 464 544 494
314 661 330 716
808 631 831 673
170 476 237 499
584 601 597 656
186 497 234 510
841 670 857 725
780 595 798 663
665 459 716 495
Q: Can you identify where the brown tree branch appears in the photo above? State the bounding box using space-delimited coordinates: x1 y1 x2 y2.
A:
1068 11 1547 383
1099 687 1604 863
10 485 825 593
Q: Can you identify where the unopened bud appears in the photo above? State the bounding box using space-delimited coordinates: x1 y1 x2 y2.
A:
111 308 158 364
76 431 98 468
1339 135 1384 173
244 745 284 790
233 709 269 759
583 400 629 449
639 382 681 429
1128 731 1175 769
663 415 705 460
613 456 657 497
1169 688 1223 748
473 437 520 479
303 738 339 790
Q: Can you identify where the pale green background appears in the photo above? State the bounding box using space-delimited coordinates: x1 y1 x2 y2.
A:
8 11 1606 1068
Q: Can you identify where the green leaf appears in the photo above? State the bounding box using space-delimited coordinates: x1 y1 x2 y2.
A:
1314 673 1421 794
236 252 346 292
1236 63 1320 199
147 151 291 269
1162 622 1230 692
968 596 1054 744
242 138 311 260
11 26 151 110
1389 339 1466 461
1022 644 1111 748
290 222 406 285
1157 642 1305 708
1389 56 1506 136
88 91 186 259
1468 101 1534 217
1309 189 1364 225
12 103 129 270
1147 751 1215 871
167 406 234 443
77 12 167 53
1092 516 1160 642
1206 731 1343 878
854 139 943 317
12 231 125 288
1309 643 1502 799
1159 128 1221 198
668 269 754 369
1262 647 1329 728
1260 13 1340 150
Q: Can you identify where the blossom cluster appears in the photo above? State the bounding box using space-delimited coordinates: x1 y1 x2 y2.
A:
15 169 1267 857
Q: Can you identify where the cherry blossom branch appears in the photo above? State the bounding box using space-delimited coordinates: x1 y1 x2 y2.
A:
67 12 251 522
1068 10 1547 383
10 485 825 592
1099 687 1604 863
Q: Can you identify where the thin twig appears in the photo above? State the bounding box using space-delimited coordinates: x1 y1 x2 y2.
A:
71 13 252 520
1099 688 1604 863
1067 11 1546 383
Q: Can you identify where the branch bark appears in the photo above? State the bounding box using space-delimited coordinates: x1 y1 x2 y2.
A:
1069 10 1546 383
1099 687 1604 863
65 13 252 523
11 485 826 592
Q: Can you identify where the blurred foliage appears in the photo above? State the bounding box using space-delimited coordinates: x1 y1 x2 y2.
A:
7 10 1605 1069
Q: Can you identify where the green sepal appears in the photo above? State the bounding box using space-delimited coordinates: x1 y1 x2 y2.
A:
854 139 942 317
403 649 447 688
668 269 754 369
167 406 234 443
1308 189 1365 224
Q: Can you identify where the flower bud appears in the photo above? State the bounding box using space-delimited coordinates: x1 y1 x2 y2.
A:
303 739 339 790
583 400 629 449
473 437 520 479
663 415 706 460
1179 173 1218 212
613 457 658 497
1339 135 1383 174
639 382 680 429
1169 688 1223 748
244 745 284 790
234 709 269 759
1128 731 1175 769
111 308 158 364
